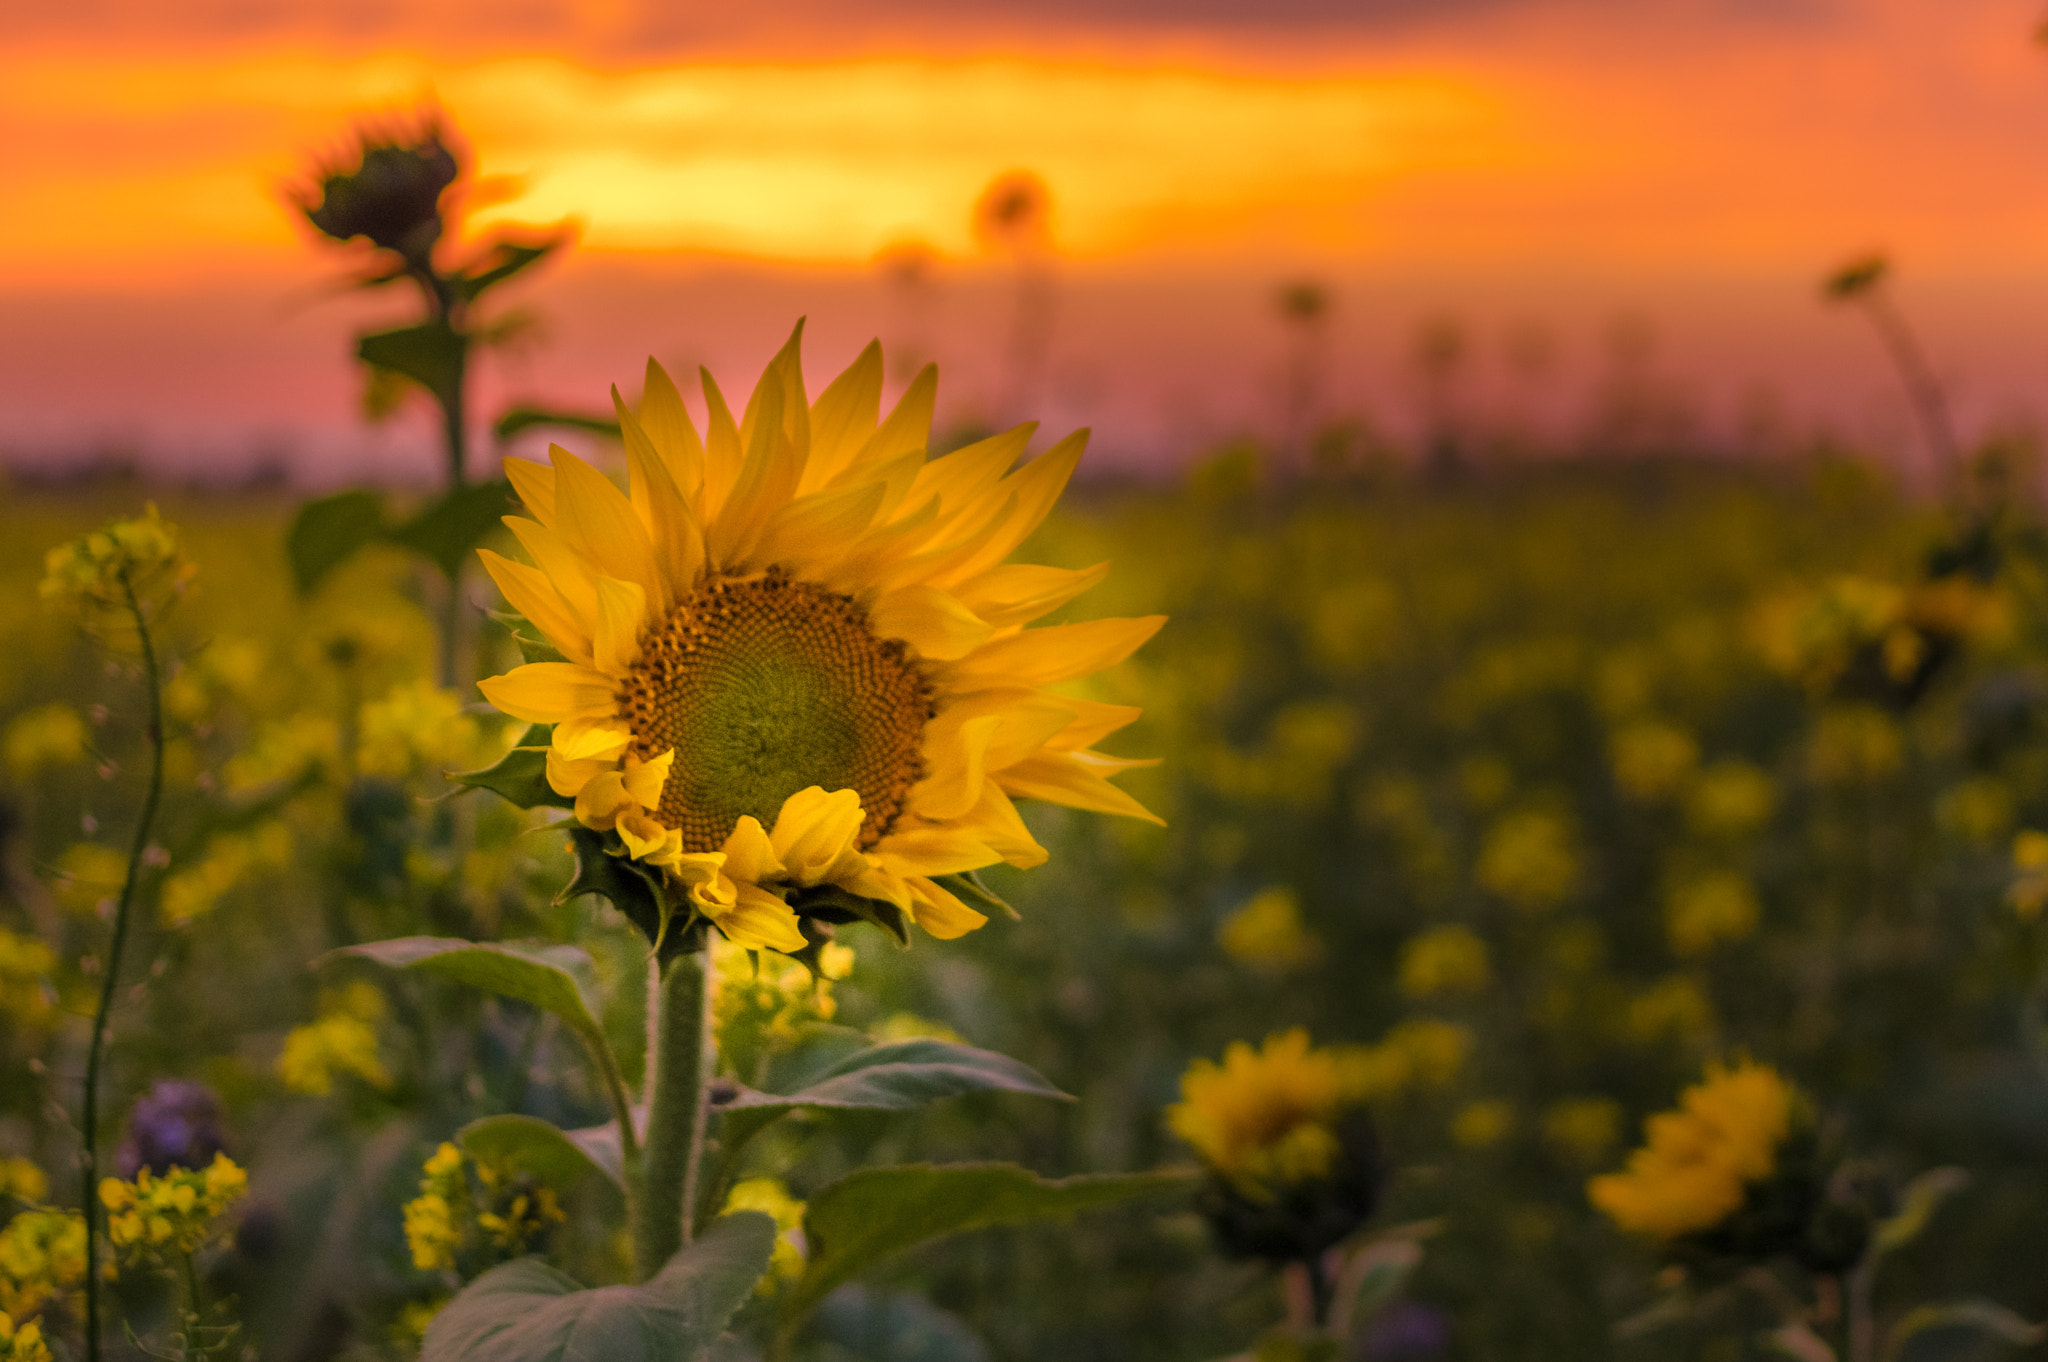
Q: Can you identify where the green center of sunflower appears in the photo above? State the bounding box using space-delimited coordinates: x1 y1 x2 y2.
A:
620 570 932 853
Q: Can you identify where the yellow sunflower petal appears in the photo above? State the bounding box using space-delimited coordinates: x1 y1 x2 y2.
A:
754 481 887 577
551 447 667 609
953 562 1111 629
950 615 1166 690
804 339 883 491
914 692 1077 820
871 827 1002 877
574 771 635 832
852 363 936 469
503 456 558 527
957 779 1049 869
478 662 615 724
506 517 600 622
545 747 612 798
905 875 988 940
933 429 1088 587
478 549 592 665
899 424 1032 525
711 364 802 568
619 809 683 864
869 585 995 662
721 815 783 885
768 787 866 885
593 576 649 678
996 751 1165 825
616 387 707 589
553 715 634 761
1047 699 1145 752
639 357 706 498
700 368 745 520
622 749 673 809
713 884 808 953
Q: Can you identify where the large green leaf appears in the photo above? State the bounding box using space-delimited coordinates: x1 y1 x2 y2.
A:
287 489 387 595
454 235 568 303
782 1164 1193 1326
333 937 603 1039
389 479 513 580
726 1040 1068 1115
358 321 466 407
457 1114 623 1196
422 1211 776 1362
452 724 569 810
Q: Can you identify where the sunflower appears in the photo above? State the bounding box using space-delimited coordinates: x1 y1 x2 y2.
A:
1587 1059 1795 1240
477 323 1162 953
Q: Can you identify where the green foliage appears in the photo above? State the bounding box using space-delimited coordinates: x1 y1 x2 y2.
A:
493 405 623 445
452 724 569 810
285 489 386 594
458 1113 623 1196
421 1211 776 1362
286 480 511 592
782 1164 1195 1326
358 321 466 409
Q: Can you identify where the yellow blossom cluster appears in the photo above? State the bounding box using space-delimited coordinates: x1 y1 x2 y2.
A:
1587 1059 1795 1240
99 1152 248 1265
401 1143 563 1275
38 504 188 614
161 822 293 927
1397 924 1491 998
52 844 126 919
0 1312 49 1362
722 1177 807 1291
1477 808 1581 912
2010 830 2048 922
277 982 392 1096
712 936 854 1071
0 1163 45 1208
1 704 88 780
357 679 495 780
0 1208 84 1325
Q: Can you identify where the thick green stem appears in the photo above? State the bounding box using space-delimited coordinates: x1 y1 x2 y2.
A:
632 950 715 1281
83 575 167 1362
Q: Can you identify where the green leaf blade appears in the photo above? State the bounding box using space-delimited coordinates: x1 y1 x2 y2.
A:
726 1039 1070 1115
329 937 603 1048
457 1114 623 1195
287 489 387 595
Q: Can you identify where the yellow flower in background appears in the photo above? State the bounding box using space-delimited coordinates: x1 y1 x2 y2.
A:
1452 1100 1515 1150
0 1208 85 1323
1169 1029 1376 1196
1808 705 1904 786
0 1312 51 1362
1626 975 1717 1045
712 934 854 1070
1398 924 1491 998
723 1177 807 1289
1588 1059 1795 1239
401 1143 562 1274
1937 776 2015 847
476 327 1164 951
1544 1097 1624 1165
403 1143 467 1272
1664 872 1761 958
0 932 55 1033
161 823 292 927
1477 808 1581 912
1217 887 1321 972
2 703 88 780
277 982 392 1095
358 679 493 779
2009 830 2048 921
0 1161 46 1207
38 504 187 613
99 1153 248 1264
1684 760 1776 839
1609 720 1699 802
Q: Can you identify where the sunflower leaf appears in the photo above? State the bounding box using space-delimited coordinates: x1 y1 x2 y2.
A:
457 1113 624 1196
358 320 467 408
790 884 912 948
328 936 607 1057
389 479 515 581
932 871 1019 921
725 1039 1070 1114
422 1211 776 1362
779 1164 1193 1331
451 741 569 811
286 489 388 595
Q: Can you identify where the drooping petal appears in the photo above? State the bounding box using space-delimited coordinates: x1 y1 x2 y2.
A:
618 809 683 865
996 751 1165 825
621 749 673 809
553 714 634 762
478 662 615 724
720 815 783 886
713 885 809 953
477 548 592 665
545 747 612 798
768 786 866 886
870 827 1003 877
574 770 635 831
868 585 995 661
956 780 1049 868
904 875 988 940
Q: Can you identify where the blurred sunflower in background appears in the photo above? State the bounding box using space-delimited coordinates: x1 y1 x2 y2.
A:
477 323 1164 952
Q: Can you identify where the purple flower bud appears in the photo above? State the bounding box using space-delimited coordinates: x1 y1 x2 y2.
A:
117 1079 229 1178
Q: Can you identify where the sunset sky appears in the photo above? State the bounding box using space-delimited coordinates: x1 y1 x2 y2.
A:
6 0 2048 480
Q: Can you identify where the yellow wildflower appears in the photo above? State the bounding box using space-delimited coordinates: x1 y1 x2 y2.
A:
99 1152 248 1263
0 1161 46 1207
52 843 127 919
39 504 187 614
277 983 392 1095
0 1312 52 1362
2 704 88 780
1477 809 1580 912
1397 924 1491 998
161 823 292 927
1452 1100 1515 1150
1588 1059 1795 1239
1610 720 1699 802
723 1177 807 1290
0 933 54 1033
0 1208 85 1323
1684 760 1776 838
1664 872 1761 958
1544 1097 1624 1165
2011 830 2048 921
402 1143 465 1273
1169 1029 1382 1195
358 679 490 779
1216 887 1321 972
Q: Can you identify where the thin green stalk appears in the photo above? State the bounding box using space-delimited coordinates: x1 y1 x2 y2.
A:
632 949 716 1280
83 573 168 1362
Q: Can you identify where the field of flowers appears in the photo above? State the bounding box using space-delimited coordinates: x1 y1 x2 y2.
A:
6 433 2048 1361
